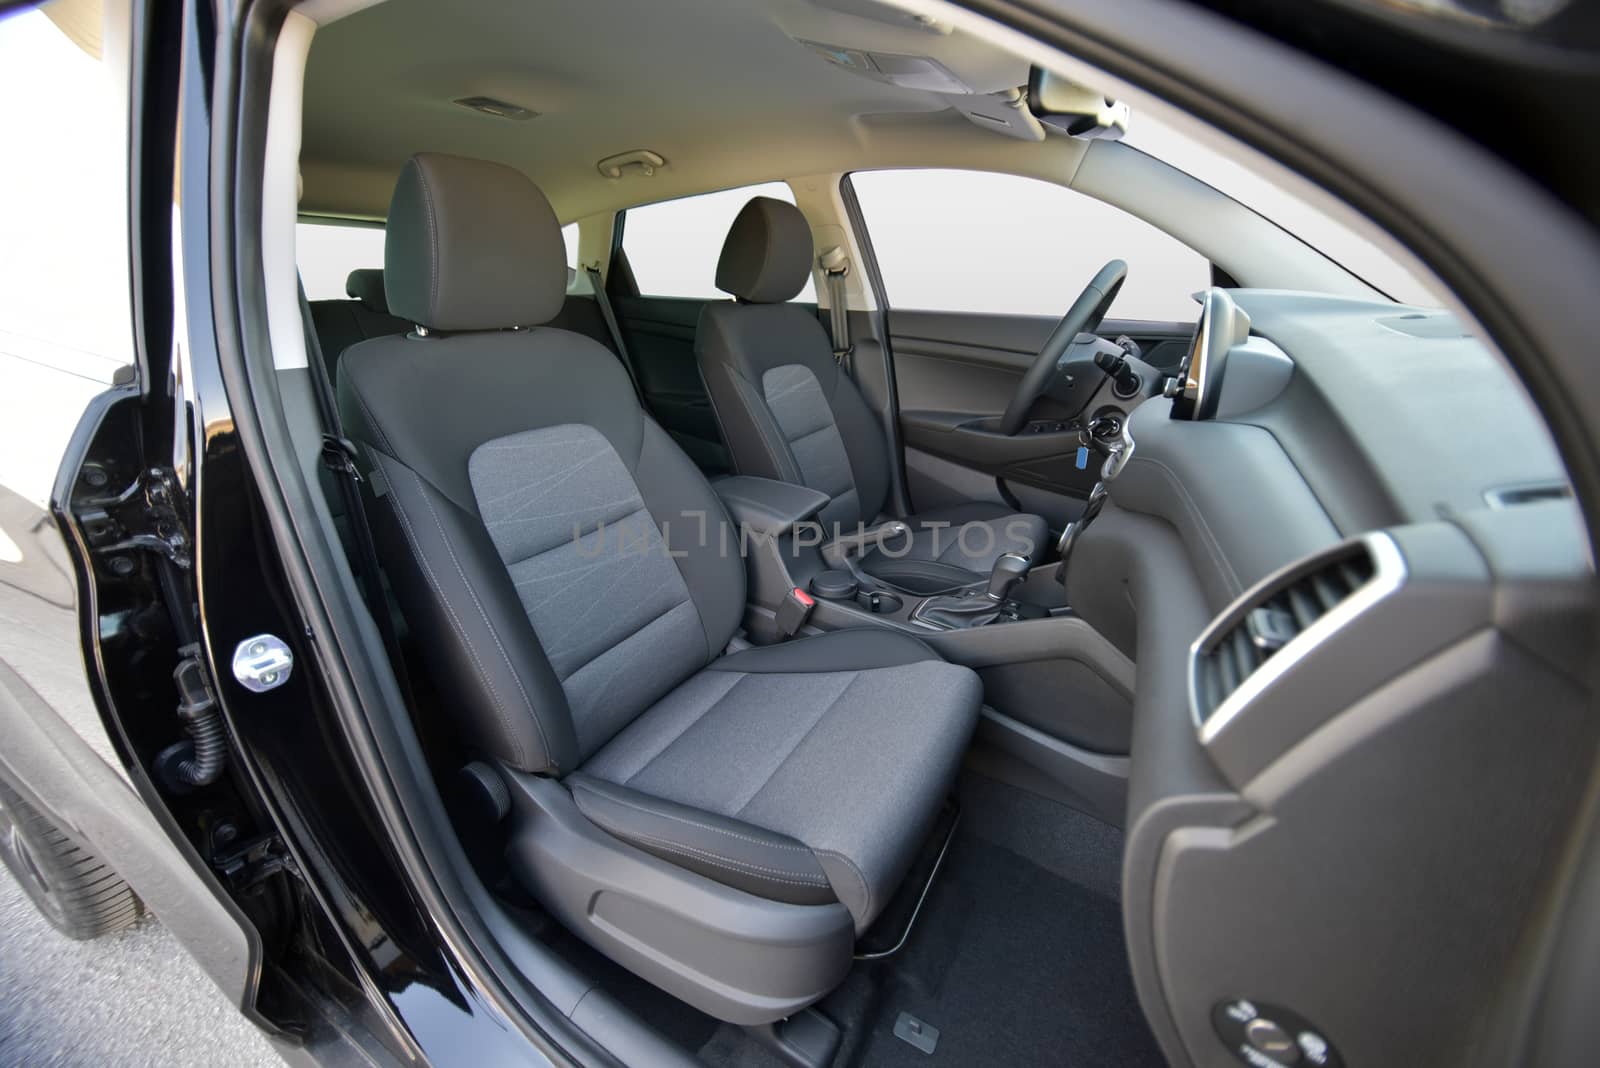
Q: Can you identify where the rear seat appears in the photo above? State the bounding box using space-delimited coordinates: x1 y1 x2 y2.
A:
312 267 622 380
309 268 410 377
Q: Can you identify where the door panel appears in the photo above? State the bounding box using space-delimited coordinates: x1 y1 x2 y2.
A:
888 309 1195 524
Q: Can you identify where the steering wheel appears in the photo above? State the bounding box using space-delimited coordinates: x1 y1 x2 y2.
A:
997 259 1128 435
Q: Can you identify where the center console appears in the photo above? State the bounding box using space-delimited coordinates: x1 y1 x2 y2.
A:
712 475 1136 825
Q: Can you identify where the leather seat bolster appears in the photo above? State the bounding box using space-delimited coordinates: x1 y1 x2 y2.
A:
567 774 837 907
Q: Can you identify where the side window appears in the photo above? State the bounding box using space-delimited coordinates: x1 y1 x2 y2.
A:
849 169 1209 322
621 183 817 302
297 221 581 299
296 221 385 301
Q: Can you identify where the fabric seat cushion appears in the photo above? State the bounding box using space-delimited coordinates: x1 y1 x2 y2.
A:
573 630 980 931
858 502 1050 594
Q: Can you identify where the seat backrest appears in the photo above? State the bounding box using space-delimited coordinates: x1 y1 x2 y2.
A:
309 268 410 378
695 197 890 532
338 153 744 776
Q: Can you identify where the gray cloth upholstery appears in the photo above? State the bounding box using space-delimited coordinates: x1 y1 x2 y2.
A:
698 302 889 529
696 209 1049 591
762 365 860 528
340 327 744 773
345 267 389 312
470 425 709 759
342 155 981 955
715 196 814 304
309 295 409 381
385 153 567 331
580 630 979 931
859 502 1051 595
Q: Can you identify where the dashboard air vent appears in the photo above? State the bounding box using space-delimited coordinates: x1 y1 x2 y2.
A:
1195 543 1377 725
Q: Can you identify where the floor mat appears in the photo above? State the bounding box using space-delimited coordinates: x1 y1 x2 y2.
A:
836 833 1164 1067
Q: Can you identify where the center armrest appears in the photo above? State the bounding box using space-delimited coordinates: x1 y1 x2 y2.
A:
712 476 830 537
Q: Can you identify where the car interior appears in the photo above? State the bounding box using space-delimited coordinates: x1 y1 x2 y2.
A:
250 1 1598 1065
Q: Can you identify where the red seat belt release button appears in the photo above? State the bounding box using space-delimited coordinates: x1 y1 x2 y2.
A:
776 587 815 639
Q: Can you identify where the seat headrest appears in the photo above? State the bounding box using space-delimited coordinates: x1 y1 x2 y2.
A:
345 268 388 312
384 153 566 331
715 197 813 304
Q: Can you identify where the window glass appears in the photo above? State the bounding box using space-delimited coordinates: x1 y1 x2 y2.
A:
850 169 1209 322
296 222 581 300
622 183 816 301
296 221 384 301
563 223 580 276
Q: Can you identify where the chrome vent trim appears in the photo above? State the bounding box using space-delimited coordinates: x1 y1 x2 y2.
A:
1190 533 1407 745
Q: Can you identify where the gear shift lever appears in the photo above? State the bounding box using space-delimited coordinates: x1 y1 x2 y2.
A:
913 552 1032 630
986 552 1031 601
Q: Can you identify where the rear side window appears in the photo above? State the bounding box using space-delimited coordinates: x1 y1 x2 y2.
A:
296 221 384 301
850 169 1208 322
621 183 817 301
297 221 582 300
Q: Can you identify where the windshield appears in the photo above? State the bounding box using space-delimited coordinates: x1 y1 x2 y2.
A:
1124 116 1441 307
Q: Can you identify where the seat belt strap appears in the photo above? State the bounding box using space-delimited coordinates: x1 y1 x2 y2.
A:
297 279 417 710
585 265 646 405
820 246 853 369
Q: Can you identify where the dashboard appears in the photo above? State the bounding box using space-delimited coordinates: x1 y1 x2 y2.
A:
1065 290 1596 1068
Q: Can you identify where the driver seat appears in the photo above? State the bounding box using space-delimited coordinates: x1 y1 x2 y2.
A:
696 197 1048 594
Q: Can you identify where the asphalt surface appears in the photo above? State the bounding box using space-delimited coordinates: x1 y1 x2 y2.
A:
0 530 283 1068
0 870 284 1068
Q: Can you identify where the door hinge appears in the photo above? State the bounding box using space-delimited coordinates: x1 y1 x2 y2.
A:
79 465 193 568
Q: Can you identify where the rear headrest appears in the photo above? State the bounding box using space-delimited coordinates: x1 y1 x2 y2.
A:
384 153 566 331
715 197 813 304
345 268 388 312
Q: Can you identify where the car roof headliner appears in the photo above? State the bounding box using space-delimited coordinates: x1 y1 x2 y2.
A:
299 0 1087 222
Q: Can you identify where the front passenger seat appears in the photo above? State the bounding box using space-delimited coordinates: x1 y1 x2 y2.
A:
696 197 1049 594
337 154 981 1025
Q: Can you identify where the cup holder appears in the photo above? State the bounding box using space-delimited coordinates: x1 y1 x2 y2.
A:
857 590 903 614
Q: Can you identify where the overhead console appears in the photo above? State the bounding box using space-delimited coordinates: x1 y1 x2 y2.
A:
1121 502 1597 1068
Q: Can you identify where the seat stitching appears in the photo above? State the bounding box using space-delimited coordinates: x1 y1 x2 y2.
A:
732 670 859 817
814 848 873 919
377 456 527 768
628 839 830 889
555 597 692 683
727 366 800 482
404 465 556 768
349 376 398 456
572 777 812 853
581 809 831 887
613 673 748 785
412 159 441 323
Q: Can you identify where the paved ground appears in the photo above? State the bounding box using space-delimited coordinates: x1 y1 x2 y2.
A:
0 519 283 1068
0 869 284 1068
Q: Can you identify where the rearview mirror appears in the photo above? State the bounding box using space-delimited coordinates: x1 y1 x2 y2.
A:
1027 68 1130 141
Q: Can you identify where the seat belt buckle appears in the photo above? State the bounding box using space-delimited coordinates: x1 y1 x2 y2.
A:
775 587 815 639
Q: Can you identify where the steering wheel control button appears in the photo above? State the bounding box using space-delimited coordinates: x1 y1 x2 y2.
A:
1213 1000 1342 1068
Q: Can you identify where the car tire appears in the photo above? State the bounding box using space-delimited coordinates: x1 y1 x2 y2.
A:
0 777 144 940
